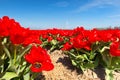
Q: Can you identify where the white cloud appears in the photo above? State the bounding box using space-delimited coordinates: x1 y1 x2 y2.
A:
109 14 120 18
74 0 120 12
55 1 69 7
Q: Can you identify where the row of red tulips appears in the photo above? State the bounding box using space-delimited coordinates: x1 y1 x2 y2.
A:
31 26 120 57
1 16 120 56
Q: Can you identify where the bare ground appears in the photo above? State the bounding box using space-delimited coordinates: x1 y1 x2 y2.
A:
38 50 120 80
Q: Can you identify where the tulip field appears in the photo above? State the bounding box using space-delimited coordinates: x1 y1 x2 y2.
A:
0 16 120 80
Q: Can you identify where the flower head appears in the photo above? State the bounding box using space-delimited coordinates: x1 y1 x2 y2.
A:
25 46 54 72
110 42 120 56
61 42 73 51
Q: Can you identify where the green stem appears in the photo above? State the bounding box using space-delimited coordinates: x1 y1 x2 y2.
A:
2 44 14 72
109 56 112 67
31 72 39 80
14 46 17 64
99 46 110 53
79 49 89 55
17 44 32 61
68 52 76 58
2 44 12 61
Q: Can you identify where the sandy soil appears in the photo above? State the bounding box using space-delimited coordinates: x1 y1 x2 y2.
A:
37 50 120 80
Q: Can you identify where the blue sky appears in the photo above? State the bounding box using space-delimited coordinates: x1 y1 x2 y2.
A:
0 0 120 29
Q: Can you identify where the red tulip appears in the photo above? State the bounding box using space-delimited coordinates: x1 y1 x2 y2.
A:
57 37 63 42
73 35 91 50
61 42 73 51
88 29 101 43
110 42 120 56
10 27 30 44
0 16 10 36
25 46 54 72
23 35 42 46
47 36 53 42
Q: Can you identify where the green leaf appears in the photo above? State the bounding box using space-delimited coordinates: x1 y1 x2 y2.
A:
89 51 96 60
110 57 120 70
84 62 95 69
2 44 12 61
2 38 7 44
50 46 56 51
23 72 30 80
76 55 84 60
71 60 77 66
94 56 99 68
51 40 57 45
105 68 114 80
1 72 18 80
17 44 32 62
0 54 5 66
83 54 90 61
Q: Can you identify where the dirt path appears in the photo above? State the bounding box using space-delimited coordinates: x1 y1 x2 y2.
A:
39 50 120 80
